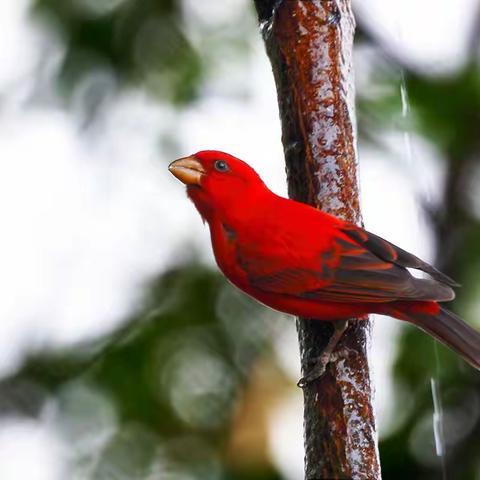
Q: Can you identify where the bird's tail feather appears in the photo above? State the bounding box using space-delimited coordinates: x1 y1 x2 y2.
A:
404 306 480 370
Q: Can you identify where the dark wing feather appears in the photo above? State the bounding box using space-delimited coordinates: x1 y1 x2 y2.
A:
238 225 456 303
340 223 459 287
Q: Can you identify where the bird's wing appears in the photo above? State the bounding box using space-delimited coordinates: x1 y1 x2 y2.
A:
237 223 455 303
339 223 459 287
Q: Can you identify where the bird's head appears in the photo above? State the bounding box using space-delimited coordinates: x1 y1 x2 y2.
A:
168 150 266 220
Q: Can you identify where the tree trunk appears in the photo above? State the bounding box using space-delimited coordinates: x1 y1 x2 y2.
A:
253 1 382 478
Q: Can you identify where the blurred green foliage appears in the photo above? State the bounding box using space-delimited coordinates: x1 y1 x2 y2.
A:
2 1 480 479
0 264 280 479
356 31 480 478
33 0 203 103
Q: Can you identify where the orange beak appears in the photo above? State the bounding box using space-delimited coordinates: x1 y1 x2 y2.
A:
168 156 205 186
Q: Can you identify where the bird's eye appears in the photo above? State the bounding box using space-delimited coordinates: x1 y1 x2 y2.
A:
214 160 229 172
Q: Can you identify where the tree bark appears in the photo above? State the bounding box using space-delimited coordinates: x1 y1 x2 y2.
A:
253 1 381 478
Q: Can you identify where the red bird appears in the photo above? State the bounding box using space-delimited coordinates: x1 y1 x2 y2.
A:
169 150 480 382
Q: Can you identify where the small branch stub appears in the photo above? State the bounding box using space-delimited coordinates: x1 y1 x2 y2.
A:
253 0 381 479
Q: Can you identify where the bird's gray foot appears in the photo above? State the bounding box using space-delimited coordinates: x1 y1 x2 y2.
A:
297 319 352 388
297 346 356 388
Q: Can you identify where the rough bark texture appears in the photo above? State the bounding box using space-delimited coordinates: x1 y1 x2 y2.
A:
253 1 381 478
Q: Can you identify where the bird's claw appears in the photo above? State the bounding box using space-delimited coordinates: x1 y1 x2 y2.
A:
297 356 329 388
297 346 356 388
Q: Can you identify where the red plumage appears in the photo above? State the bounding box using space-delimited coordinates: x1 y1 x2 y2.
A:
169 150 480 371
